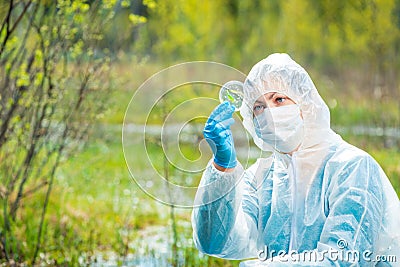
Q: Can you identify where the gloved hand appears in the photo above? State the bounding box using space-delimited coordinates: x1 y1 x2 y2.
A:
203 101 237 169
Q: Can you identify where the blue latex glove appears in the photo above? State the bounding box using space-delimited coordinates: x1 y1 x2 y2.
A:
203 101 237 169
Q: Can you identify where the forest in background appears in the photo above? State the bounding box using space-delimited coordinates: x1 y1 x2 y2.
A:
0 0 399 265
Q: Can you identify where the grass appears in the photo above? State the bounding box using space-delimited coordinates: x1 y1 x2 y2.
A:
368 148 400 196
4 62 399 266
43 123 399 265
45 124 241 266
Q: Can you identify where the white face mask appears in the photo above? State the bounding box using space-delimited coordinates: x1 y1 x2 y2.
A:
253 105 304 153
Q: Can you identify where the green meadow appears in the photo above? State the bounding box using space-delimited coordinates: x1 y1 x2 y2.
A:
45 63 399 265
1 1 399 266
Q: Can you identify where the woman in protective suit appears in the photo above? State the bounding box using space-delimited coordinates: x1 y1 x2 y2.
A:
191 53 400 266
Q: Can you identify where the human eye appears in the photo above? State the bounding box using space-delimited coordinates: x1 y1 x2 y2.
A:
253 104 265 115
274 95 287 105
253 105 263 111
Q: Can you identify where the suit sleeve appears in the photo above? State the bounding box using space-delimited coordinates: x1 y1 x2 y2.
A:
191 160 262 260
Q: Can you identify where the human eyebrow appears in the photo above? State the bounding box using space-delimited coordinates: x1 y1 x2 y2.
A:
254 93 276 104
254 99 265 105
268 92 277 100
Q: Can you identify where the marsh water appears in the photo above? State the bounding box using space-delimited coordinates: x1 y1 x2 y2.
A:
91 123 399 266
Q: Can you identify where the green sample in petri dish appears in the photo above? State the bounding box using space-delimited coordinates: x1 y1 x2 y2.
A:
219 80 244 111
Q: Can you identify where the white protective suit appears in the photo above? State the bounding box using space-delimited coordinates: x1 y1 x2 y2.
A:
192 53 400 266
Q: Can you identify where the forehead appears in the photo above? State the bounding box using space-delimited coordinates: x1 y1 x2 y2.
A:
248 77 292 103
261 76 290 94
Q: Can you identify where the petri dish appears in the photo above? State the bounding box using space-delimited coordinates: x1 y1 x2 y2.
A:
219 80 244 111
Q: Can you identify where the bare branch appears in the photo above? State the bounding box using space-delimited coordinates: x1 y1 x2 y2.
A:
32 126 67 265
0 0 14 55
0 0 33 57
20 180 48 199
8 1 33 36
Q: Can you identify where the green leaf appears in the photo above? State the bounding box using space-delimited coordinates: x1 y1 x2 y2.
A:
128 14 147 25
121 0 130 8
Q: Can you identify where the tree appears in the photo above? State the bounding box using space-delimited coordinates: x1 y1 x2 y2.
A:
0 0 117 264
